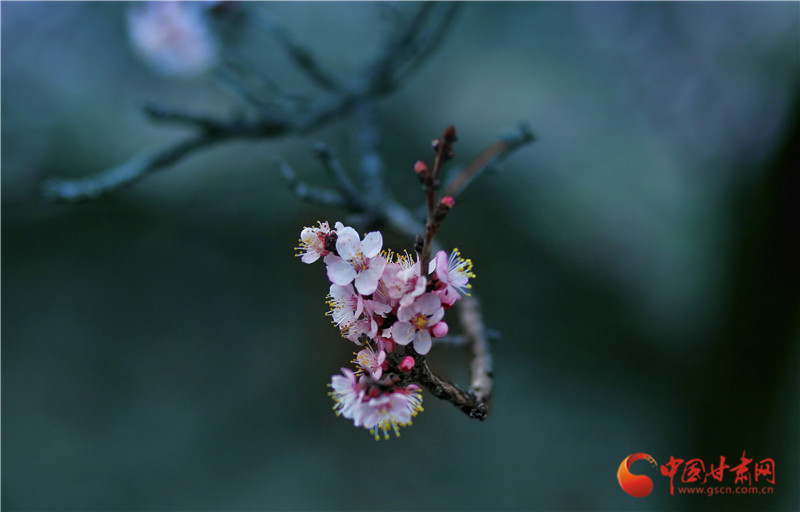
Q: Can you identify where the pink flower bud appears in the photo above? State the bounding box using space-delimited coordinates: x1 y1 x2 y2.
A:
399 356 415 372
431 321 449 338
381 337 396 353
414 160 428 175
440 196 455 208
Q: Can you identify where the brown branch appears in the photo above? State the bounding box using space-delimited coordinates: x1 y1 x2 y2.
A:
412 356 488 420
419 125 457 275
460 296 493 405
443 122 535 198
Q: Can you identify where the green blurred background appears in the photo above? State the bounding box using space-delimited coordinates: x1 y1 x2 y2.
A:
2 2 798 511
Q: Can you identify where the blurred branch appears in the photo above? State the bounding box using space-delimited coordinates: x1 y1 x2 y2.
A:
277 158 350 209
311 143 360 204
443 122 535 198
41 3 459 202
254 12 342 92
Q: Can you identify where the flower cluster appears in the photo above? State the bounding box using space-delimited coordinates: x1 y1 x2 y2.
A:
297 221 475 438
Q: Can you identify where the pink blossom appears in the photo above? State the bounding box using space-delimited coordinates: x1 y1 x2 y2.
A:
354 385 424 440
344 317 379 344
390 292 445 355
433 248 475 306
296 221 332 264
328 368 365 420
324 226 387 295
326 284 363 334
355 347 387 380
381 262 427 308
126 1 220 77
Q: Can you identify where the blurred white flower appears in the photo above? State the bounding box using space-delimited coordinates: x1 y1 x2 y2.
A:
126 1 220 77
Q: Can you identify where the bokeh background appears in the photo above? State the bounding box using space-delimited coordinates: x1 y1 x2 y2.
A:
2 2 798 511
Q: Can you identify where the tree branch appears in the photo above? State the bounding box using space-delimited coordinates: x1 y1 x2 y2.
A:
277 158 349 209
443 122 535 198
41 3 457 202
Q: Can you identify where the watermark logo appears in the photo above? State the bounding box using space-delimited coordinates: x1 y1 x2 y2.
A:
617 453 658 497
618 450 775 497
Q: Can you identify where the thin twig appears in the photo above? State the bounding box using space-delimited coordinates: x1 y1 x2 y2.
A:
355 100 386 209
443 122 535 198
42 135 214 201
311 143 362 210
277 158 348 208
254 12 342 92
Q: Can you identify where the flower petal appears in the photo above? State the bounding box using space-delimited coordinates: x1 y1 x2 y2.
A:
391 322 414 345
413 330 432 355
416 292 441 316
428 306 445 326
301 252 320 264
335 227 361 260
396 304 413 323
325 255 356 285
353 256 387 295
361 231 383 258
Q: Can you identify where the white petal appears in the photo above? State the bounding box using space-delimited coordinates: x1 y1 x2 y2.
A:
301 252 320 264
414 330 432 355
428 306 444 326
392 322 414 345
396 304 413 322
325 255 356 285
416 292 441 316
353 257 387 295
361 231 383 258
336 227 361 260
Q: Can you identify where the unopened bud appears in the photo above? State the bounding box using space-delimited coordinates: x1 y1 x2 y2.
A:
433 196 455 222
414 160 428 175
399 356 415 372
381 337 395 353
431 321 449 338
444 125 457 143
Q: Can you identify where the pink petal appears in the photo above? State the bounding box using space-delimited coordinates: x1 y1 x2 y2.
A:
416 292 441 316
434 251 449 281
396 304 413 323
428 306 445 326
391 322 414 345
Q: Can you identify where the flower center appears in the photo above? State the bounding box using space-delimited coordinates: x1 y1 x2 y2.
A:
351 251 369 273
411 313 428 331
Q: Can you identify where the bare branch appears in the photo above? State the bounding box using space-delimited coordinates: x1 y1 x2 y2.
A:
42 4 459 202
254 12 342 92
311 142 361 208
412 355 488 420
277 158 348 208
443 122 535 198
355 100 386 208
42 135 214 202
459 296 493 405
